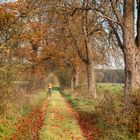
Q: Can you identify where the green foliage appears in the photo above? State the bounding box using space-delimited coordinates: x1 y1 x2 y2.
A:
55 69 71 88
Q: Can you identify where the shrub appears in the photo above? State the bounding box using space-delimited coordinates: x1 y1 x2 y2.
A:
94 91 139 140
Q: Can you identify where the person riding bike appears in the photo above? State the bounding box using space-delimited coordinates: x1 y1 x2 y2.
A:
48 82 53 95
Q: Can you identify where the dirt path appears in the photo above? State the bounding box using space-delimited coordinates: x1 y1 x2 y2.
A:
39 91 86 140
11 99 48 140
11 91 90 140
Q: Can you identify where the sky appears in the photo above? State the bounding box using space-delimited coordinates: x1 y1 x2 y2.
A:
0 0 16 3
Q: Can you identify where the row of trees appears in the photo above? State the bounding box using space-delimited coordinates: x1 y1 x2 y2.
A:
41 0 138 96
0 0 139 98
96 69 124 83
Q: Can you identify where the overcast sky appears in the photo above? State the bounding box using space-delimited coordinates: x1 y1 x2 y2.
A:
0 0 16 3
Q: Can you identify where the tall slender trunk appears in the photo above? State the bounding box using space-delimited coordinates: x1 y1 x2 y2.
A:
124 47 140 94
82 1 97 97
123 0 140 93
70 67 79 90
136 0 140 89
86 41 97 97
124 51 136 93
75 66 79 87
86 61 97 97
135 51 140 88
71 74 74 90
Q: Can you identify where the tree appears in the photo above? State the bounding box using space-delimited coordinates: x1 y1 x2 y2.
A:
82 0 140 93
63 0 107 97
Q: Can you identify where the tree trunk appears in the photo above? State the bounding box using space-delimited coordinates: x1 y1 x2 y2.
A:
71 74 74 90
86 41 96 97
86 61 97 98
124 48 140 93
75 66 79 87
123 0 140 93
82 2 97 97
136 0 140 89
70 67 79 90
135 51 140 87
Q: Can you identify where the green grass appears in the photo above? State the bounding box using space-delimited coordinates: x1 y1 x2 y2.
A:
0 90 48 140
62 91 95 113
97 83 124 95
40 91 85 140
52 86 61 91
0 119 17 139
21 91 47 116
62 83 137 140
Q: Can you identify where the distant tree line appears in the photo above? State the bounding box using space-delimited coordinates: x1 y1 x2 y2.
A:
96 69 124 84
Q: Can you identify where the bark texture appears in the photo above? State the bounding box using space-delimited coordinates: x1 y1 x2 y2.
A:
82 6 97 97
86 61 97 98
71 67 79 90
123 0 140 93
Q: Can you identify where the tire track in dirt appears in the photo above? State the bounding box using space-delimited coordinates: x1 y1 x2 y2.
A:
40 91 86 140
64 95 102 140
11 98 48 140
65 102 95 140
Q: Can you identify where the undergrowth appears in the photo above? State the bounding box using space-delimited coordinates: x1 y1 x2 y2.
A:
0 91 47 139
63 83 140 140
